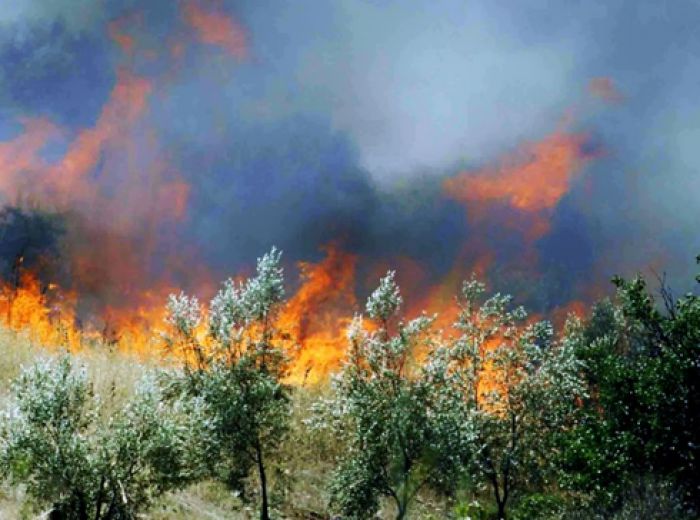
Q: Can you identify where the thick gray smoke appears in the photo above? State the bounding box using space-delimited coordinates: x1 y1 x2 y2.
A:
1 0 699 311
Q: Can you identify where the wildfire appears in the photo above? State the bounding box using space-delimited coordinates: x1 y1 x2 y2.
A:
444 126 593 241
0 122 598 381
0 245 360 379
0 4 600 381
279 244 358 384
0 0 615 400
0 273 81 351
0 239 591 386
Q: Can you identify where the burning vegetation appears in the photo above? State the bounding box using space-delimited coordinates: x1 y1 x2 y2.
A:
0 1 608 373
0 245 698 519
0 114 600 381
0 1 699 518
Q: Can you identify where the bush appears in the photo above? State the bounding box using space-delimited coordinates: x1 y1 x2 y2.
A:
0 355 202 519
563 257 700 511
430 278 586 520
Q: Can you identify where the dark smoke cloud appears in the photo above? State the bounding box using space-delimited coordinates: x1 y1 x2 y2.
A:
0 22 113 127
1 0 699 313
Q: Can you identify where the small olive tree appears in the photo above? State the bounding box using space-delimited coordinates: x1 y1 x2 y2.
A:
164 247 291 520
0 355 202 520
431 278 586 519
321 271 455 520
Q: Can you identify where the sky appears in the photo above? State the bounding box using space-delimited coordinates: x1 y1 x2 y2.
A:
0 0 699 313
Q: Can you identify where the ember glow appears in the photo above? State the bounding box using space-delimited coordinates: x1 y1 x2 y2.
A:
1 1 698 380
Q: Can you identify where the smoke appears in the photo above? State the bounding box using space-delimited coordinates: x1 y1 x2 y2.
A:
0 0 699 330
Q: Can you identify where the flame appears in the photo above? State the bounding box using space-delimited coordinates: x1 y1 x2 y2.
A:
0 120 598 383
0 244 361 378
279 244 358 384
444 127 592 241
0 15 200 338
550 299 587 328
0 45 198 359
0 273 81 350
0 6 602 386
0 270 182 357
99 285 177 356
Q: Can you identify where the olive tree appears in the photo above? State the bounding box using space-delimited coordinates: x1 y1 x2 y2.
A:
431 278 586 519
321 271 455 519
0 355 202 520
164 247 291 520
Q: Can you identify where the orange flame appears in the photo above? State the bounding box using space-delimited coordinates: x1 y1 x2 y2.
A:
0 123 598 382
0 244 361 377
279 244 358 384
0 6 601 386
0 273 81 350
444 127 592 241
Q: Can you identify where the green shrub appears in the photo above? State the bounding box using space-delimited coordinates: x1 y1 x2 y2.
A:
0 355 202 519
429 278 586 520
563 257 700 511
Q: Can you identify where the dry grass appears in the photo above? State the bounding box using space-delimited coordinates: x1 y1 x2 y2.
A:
0 327 450 519
0 327 340 519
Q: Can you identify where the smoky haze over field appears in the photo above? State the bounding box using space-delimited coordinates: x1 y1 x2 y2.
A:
0 0 699 317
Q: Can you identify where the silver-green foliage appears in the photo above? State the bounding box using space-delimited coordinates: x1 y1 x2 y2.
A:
164 247 290 520
319 274 586 519
431 278 587 519
0 355 202 520
322 271 451 520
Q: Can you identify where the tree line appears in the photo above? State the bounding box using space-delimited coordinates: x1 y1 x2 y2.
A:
1 249 698 519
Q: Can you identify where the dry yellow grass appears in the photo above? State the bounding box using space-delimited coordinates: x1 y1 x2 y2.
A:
0 326 449 519
0 327 338 519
